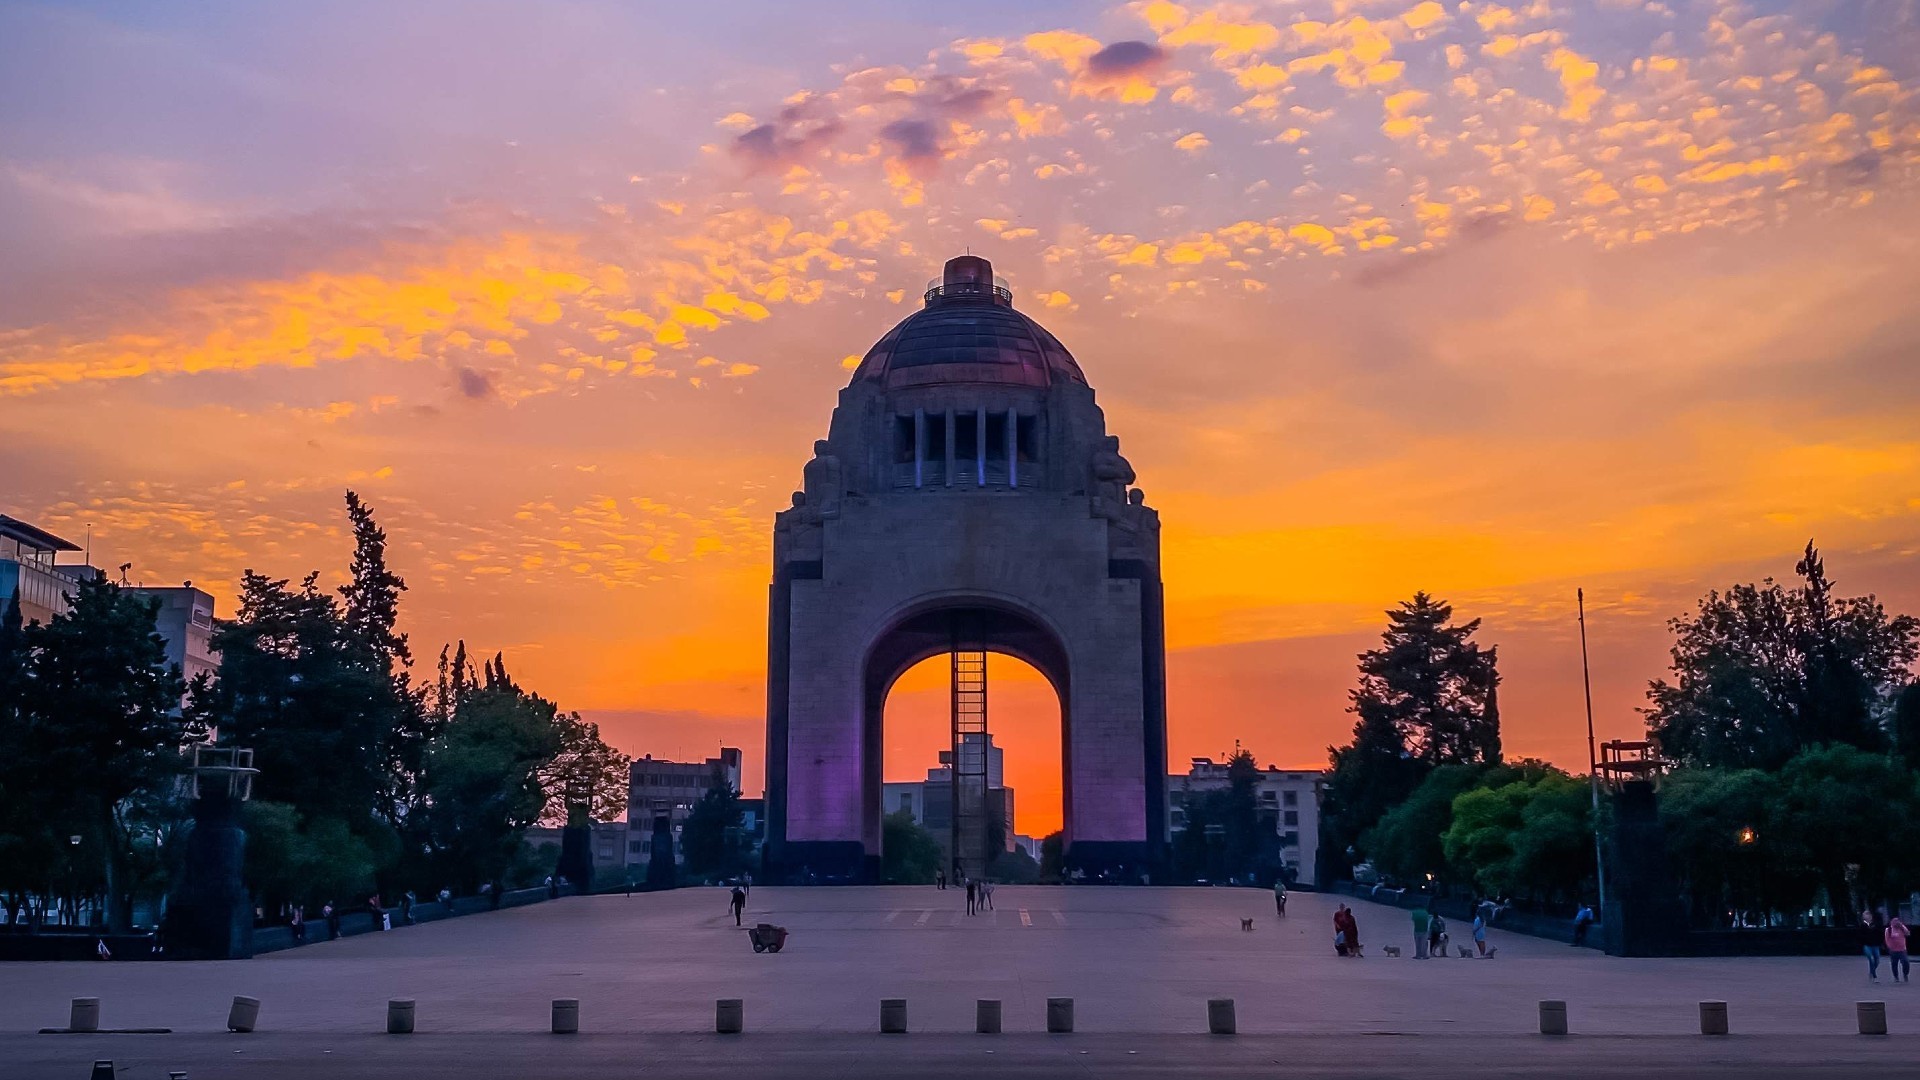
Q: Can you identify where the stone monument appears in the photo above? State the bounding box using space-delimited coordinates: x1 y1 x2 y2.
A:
763 255 1169 883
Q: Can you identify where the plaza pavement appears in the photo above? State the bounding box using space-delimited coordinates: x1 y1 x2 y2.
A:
3 888 1916 1077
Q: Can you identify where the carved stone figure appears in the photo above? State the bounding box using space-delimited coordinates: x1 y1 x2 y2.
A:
1089 435 1135 502
802 439 842 518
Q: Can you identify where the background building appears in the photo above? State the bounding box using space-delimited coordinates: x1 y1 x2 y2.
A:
126 586 220 690
625 747 743 868
1168 756 1323 887
882 733 1017 861
0 515 95 626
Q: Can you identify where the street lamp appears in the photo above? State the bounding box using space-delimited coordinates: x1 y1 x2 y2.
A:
1737 826 1757 846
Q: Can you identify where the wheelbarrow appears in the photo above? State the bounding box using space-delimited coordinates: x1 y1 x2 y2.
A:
747 923 788 953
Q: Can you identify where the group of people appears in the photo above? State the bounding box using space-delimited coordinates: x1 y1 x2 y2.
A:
934 868 995 914
1861 908 1912 983
1333 902 1496 959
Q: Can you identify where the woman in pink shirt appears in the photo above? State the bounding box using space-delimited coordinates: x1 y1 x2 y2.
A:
1885 915 1910 984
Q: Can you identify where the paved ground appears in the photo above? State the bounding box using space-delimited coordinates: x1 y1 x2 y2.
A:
4 1032 1916 1080
3 888 1914 1076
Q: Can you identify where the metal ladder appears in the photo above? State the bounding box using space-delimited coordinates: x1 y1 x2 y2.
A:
950 649 990 880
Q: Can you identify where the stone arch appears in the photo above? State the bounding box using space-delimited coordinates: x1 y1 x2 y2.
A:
858 594 1074 880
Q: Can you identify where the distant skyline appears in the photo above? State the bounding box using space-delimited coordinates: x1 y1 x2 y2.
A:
4 0 1918 835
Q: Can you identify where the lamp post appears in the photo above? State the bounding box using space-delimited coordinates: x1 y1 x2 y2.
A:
1578 590 1608 913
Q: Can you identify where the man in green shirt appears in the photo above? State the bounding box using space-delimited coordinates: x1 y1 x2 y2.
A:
1411 906 1432 959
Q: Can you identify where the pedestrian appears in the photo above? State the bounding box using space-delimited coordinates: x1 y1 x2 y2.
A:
1472 909 1492 957
1411 905 1431 959
439 886 453 912
1572 902 1595 947
290 906 306 945
1886 913 1911 984
936 870 946 891
95 937 112 961
1343 905 1363 958
1332 905 1349 957
323 900 339 941
402 889 416 926
741 872 752 898
1429 911 1447 957
1863 910 1885 981
1273 879 1288 916
624 878 634 898
729 885 746 927
981 880 995 911
367 894 386 931
965 878 977 916
545 875 559 900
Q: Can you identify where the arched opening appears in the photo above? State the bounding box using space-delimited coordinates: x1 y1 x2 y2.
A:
860 600 1072 883
882 653 1063 881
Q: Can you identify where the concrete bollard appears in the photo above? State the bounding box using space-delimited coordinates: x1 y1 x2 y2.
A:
1047 997 1074 1034
976 999 1002 1034
1698 1001 1728 1036
879 998 908 1034
1858 1001 1888 1036
716 999 744 1034
227 996 260 1033
1539 1000 1568 1036
89 1062 113 1080
386 999 415 1034
71 997 101 1033
1207 999 1236 1035
551 998 579 1034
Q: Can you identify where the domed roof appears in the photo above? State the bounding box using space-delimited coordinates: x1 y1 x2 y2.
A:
850 256 1087 389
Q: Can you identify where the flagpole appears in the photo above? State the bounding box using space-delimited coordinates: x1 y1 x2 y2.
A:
1579 588 1608 912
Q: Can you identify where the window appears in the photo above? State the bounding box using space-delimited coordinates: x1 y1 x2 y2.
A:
1284 810 1298 827
1282 790 1298 808
1016 415 1039 464
894 416 915 464
1280 831 1299 848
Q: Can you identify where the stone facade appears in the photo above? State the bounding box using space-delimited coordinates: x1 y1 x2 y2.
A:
764 256 1169 883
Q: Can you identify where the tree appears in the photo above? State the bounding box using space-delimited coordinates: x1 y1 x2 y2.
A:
1659 767 1797 925
1645 542 1918 769
1362 763 1490 887
1437 766 1593 902
418 672 566 891
1890 682 1920 772
22 577 197 930
537 713 629 827
1038 830 1065 883
211 570 395 825
338 492 434 836
1171 747 1266 883
680 783 748 880
882 810 943 884
1324 593 1501 879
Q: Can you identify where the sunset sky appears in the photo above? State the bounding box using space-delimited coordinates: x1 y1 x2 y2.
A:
4 0 1918 835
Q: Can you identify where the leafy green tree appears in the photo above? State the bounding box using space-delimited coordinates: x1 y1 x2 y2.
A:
1441 768 1592 901
419 661 565 891
338 491 433 834
22 577 197 930
1324 593 1501 879
680 783 748 880
243 800 381 911
987 846 1041 884
1038 830 1065 883
1362 763 1490 886
1773 744 1920 916
1891 682 1920 772
212 570 396 825
1646 542 1918 769
881 809 943 884
1659 767 1800 924
1172 748 1266 882
538 713 629 827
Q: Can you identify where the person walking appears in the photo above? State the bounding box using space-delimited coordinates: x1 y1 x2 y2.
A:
323 900 339 941
401 890 416 926
1411 905 1431 959
965 878 977 916
1573 902 1595 947
1429 911 1447 957
1863 910 1886 981
1886 913 1911 984
981 880 995 911
290 906 306 945
729 885 747 927
1472 909 1492 957
367 894 386 931
1273 880 1287 916
936 870 946 891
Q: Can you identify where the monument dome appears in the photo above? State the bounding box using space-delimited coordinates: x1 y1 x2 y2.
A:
850 255 1087 389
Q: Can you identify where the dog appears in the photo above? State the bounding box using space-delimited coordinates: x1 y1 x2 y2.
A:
1240 918 1254 931
1382 945 1401 957
1457 945 1474 958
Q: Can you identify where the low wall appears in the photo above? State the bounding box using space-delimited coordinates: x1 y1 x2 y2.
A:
0 931 163 962
253 886 558 955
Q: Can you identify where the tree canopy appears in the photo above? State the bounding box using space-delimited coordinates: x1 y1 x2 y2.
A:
1646 542 1918 769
